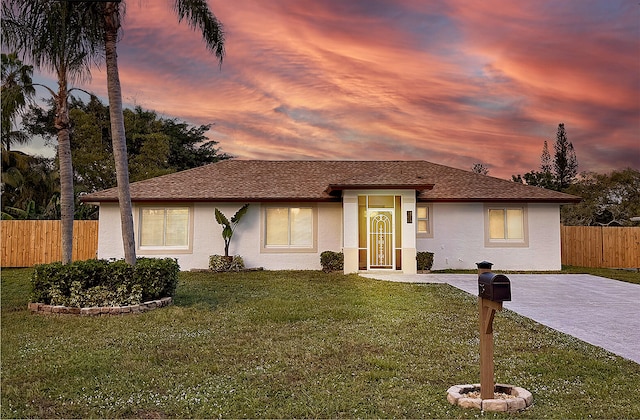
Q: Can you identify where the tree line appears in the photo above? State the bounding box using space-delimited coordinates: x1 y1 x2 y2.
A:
2 95 231 220
510 123 639 227
471 123 639 226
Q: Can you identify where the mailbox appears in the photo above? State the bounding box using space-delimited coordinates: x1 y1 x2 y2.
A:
478 272 511 302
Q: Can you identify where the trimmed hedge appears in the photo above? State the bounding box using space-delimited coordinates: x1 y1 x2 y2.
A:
30 258 180 307
320 251 344 272
416 251 434 271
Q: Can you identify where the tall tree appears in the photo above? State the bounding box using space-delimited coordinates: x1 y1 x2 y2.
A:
1 52 35 151
512 123 578 191
540 140 552 175
2 1 103 263
553 123 578 190
101 0 225 265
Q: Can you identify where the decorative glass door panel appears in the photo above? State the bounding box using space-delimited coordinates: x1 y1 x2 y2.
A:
368 210 394 269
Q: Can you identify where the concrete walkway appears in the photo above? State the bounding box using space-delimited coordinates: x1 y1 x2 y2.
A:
361 273 640 364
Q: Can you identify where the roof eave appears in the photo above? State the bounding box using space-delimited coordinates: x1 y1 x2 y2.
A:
81 196 343 203
418 197 582 203
325 183 435 194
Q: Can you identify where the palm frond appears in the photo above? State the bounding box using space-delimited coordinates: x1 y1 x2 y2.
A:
1 0 105 84
173 0 225 63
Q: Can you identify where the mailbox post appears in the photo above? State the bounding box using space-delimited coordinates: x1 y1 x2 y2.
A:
476 261 511 400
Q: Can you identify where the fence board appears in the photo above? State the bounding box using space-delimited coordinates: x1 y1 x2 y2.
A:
561 225 640 269
1 220 98 267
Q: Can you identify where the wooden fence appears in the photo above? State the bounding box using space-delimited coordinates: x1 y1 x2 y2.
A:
2 221 639 269
1 220 98 267
561 225 640 269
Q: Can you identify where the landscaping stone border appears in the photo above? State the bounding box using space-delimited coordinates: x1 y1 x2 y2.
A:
27 297 172 316
447 383 533 412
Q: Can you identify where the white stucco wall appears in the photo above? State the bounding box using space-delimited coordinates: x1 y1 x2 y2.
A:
97 201 343 271
97 203 125 261
97 200 563 272
416 202 562 271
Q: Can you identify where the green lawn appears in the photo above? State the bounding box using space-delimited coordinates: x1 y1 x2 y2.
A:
560 265 640 284
432 266 640 285
2 268 639 419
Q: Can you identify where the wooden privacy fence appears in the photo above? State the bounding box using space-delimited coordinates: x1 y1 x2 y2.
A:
2 221 638 269
1 220 98 267
561 225 640 269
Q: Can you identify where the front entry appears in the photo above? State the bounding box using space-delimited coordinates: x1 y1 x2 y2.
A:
358 195 402 271
368 209 394 269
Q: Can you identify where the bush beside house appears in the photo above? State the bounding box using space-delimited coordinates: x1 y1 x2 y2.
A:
209 255 245 272
416 252 434 272
320 251 344 272
30 258 179 307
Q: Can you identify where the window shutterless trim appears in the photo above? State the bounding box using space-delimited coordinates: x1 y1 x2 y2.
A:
260 203 318 253
135 204 194 254
416 203 434 238
484 203 529 248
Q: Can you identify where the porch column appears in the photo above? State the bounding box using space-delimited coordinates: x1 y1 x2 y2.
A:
343 194 359 274
402 195 417 274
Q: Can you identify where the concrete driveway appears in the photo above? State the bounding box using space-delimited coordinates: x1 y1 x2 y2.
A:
361 273 640 364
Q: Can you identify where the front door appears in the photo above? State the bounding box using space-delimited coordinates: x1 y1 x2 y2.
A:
367 209 394 269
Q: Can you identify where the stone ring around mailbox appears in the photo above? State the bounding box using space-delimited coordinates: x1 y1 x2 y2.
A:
447 261 533 412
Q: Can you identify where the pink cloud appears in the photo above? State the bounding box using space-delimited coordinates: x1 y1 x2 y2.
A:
56 0 639 180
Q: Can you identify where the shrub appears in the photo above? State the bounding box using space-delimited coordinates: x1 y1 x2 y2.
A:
30 258 180 307
134 257 180 301
209 255 245 272
320 251 344 272
416 251 434 271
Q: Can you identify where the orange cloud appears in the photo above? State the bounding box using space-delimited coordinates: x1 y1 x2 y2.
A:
57 0 640 180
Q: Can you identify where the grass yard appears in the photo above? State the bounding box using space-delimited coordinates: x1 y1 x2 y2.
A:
2 268 639 419
560 265 640 285
433 266 640 285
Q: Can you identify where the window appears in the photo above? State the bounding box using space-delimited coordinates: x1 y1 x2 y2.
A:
139 206 192 252
262 205 317 252
416 204 433 238
485 205 528 247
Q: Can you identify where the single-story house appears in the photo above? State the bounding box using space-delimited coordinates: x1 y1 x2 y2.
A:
81 160 580 273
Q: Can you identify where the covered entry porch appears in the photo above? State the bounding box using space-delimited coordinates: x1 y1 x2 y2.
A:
341 189 424 275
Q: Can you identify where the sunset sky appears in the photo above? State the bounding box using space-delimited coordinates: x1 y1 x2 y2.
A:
24 0 640 179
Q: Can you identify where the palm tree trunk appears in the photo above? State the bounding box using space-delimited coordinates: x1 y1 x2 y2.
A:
54 73 73 264
104 2 136 265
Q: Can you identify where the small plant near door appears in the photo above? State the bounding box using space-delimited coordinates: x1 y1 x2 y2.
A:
211 204 249 271
416 251 434 272
320 251 344 272
209 255 245 272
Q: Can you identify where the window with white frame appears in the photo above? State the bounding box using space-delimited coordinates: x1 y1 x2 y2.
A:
139 206 191 251
485 205 528 247
262 205 316 252
416 204 433 237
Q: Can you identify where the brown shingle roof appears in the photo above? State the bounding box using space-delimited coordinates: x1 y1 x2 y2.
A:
81 160 581 203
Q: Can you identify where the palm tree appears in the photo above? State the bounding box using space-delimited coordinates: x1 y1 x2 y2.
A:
101 1 225 265
1 52 35 151
2 1 103 263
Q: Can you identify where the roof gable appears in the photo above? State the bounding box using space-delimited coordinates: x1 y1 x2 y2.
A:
81 160 581 203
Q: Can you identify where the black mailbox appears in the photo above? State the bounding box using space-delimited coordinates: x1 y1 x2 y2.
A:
478 272 511 302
